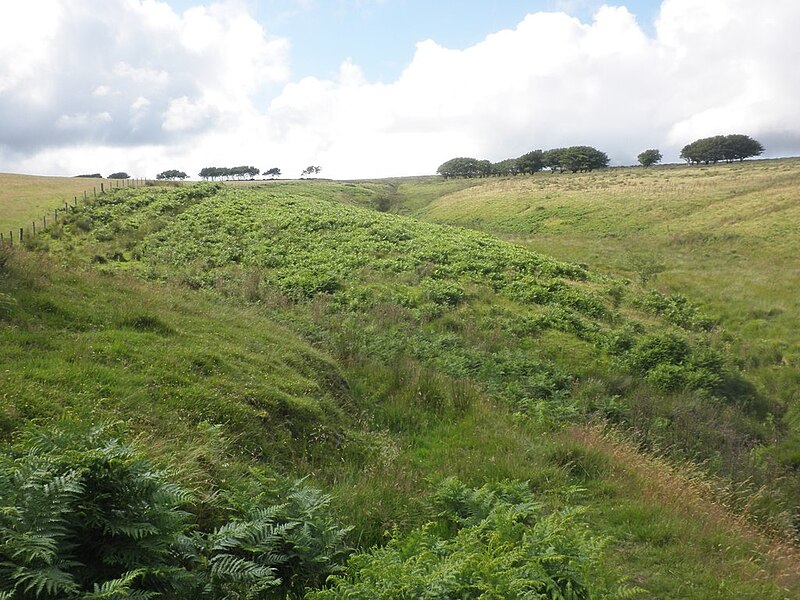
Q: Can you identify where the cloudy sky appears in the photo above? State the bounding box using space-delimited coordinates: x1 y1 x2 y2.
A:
1 0 799 179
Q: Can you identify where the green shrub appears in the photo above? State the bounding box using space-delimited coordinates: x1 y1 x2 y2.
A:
307 478 619 599
421 279 465 306
0 423 352 600
0 421 192 599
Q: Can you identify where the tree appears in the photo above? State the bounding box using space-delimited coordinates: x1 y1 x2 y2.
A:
491 158 519 176
637 149 662 167
264 167 281 178
542 146 608 173
75 173 102 178
542 148 566 173
516 150 544 174
724 134 764 161
436 157 489 178
681 134 764 164
108 172 130 179
157 169 188 180
301 165 321 178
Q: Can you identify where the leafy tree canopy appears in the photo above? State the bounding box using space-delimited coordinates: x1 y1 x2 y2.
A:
680 134 764 165
264 167 281 178
436 157 491 179
543 146 610 173
637 149 662 167
157 169 189 180
441 146 609 178
107 172 130 179
199 166 260 181
301 165 322 177
516 149 544 174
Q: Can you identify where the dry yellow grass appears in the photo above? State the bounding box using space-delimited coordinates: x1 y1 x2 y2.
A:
565 424 800 594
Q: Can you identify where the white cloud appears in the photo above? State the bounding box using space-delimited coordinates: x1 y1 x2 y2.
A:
163 96 215 132
0 0 288 157
1 0 799 179
257 0 800 177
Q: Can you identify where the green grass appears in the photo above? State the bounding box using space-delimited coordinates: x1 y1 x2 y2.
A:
0 173 129 235
2 176 799 597
396 159 800 461
0 250 354 469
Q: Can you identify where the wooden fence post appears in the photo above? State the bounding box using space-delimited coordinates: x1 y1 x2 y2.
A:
19 228 23 242
74 196 77 207
101 183 104 194
93 187 96 198
83 191 87 202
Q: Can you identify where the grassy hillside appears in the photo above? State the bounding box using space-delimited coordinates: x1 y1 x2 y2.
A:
0 173 121 234
395 159 800 466
1 179 799 597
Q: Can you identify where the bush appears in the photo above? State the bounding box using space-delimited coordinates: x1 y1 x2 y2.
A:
0 421 192 599
307 478 621 599
0 422 352 600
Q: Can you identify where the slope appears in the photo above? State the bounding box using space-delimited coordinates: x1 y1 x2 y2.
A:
2 180 798 597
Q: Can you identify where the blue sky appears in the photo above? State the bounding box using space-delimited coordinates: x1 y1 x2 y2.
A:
170 0 662 82
0 0 798 179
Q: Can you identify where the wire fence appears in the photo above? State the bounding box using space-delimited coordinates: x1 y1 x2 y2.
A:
1 178 158 246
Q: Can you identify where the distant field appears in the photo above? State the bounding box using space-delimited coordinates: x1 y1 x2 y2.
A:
0 173 110 234
398 159 800 418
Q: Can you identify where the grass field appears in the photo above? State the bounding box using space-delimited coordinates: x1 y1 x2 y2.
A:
2 171 799 597
0 173 142 235
396 160 800 445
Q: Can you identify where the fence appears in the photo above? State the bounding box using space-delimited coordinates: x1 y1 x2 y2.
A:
1 178 157 246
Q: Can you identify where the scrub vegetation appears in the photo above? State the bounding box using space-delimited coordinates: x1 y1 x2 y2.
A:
1 162 798 598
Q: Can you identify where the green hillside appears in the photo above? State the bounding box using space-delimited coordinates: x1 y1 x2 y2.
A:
1 176 798 598
395 160 800 464
0 173 123 235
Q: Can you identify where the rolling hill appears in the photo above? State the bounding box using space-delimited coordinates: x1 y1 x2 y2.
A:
1 167 798 598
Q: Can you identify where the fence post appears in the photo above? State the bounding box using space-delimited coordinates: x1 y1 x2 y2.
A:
54 209 58 223
32 222 36 236
83 190 87 202
19 228 23 242
93 187 96 198
74 196 77 207
43 216 46 229
101 182 104 194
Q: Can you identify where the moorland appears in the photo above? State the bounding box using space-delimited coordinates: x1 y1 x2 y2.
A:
0 160 798 598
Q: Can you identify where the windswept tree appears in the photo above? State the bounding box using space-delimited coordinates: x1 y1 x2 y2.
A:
199 167 227 181
301 165 322 178
436 157 491 178
516 150 544 174
723 134 764 161
229 166 260 180
108 172 130 179
156 169 188 180
637 149 662 167
681 134 764 164
491 158 519 176
542 148 566 172
264 167 281 179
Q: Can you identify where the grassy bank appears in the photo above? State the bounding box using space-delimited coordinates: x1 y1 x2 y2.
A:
2 176 799 597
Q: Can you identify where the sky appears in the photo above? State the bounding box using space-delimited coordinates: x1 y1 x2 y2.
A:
1 0 799 179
